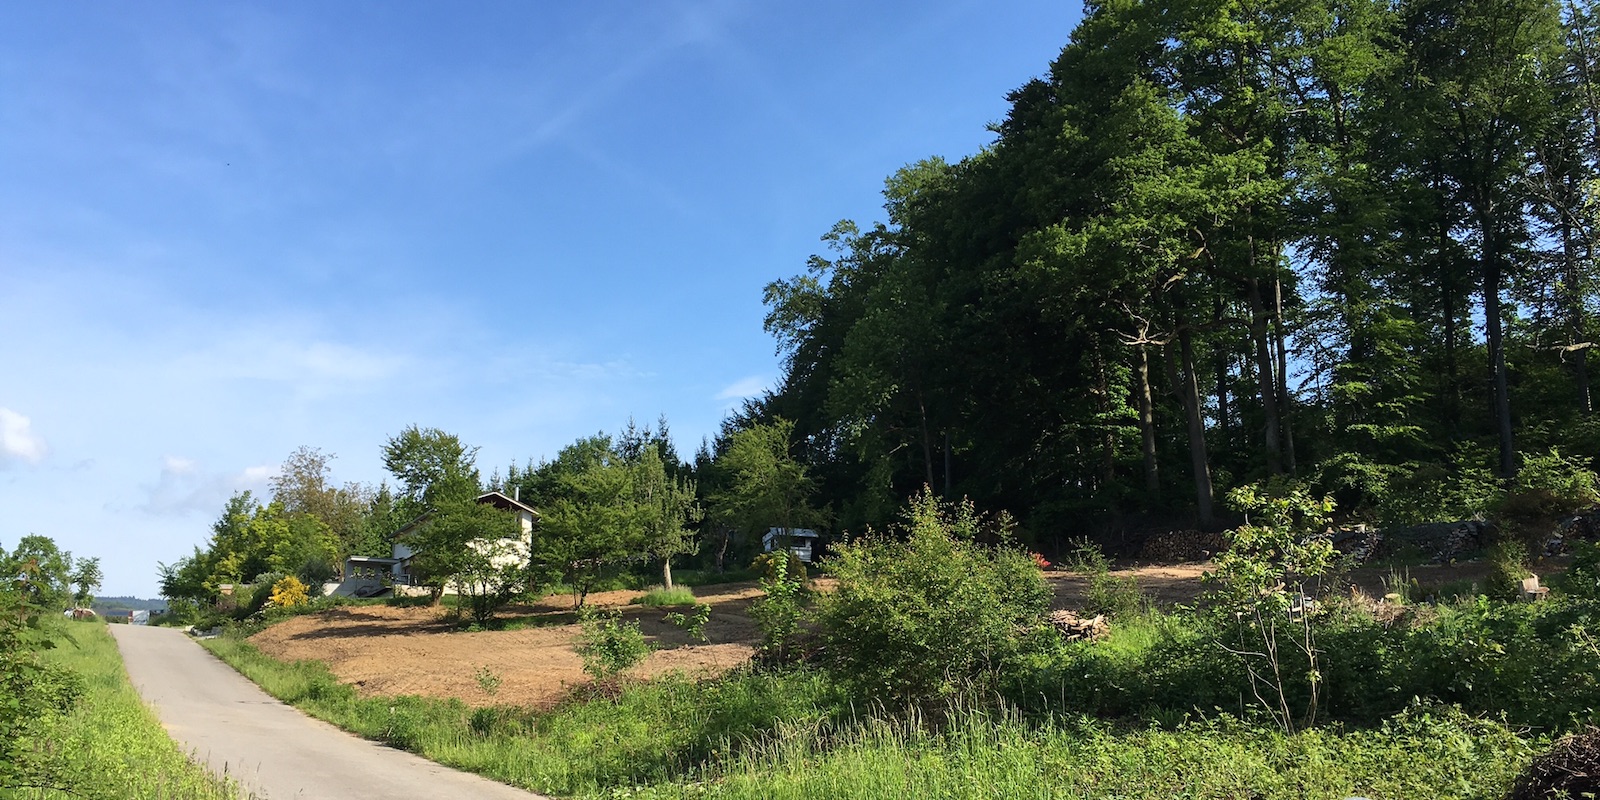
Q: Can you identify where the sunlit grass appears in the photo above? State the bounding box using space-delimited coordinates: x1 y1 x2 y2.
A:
17 621 242 799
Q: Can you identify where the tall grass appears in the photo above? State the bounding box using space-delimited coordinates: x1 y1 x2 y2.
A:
201 634 846 796
18 621 242 799
204 628 1537 799
627 705 1531 800
634 585 699 607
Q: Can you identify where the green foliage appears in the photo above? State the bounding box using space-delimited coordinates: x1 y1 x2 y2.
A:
575 607 651 682
631 442 703 590
664 603 712 643
1060 538 1111 575
1061 538 1144 618
473 665 502 697
748 546 810 664
816 490 1049 701
533 435 645 609
6 534 75 611
68 557 101 608
622 703 1530 800
1086 569 1144 619
1484 538 1533 601
1207 481 1338 733
708 420 823 551
381 424 481 510
635 585 698 607
1513 448 1600 505
19 621 239 799
750 550 808 583
409 497 527 622
1556 540 1600 600
0 557 83 793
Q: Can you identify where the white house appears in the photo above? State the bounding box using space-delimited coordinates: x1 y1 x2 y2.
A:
762 527 820 564
335 491 538 597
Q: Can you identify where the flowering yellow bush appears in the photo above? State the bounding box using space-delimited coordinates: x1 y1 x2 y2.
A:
269 575 309 609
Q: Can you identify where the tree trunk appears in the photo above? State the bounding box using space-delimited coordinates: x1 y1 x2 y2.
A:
1136 344 1161 496
943 431 953 497
662 557 674 590
1274 277 1297 474
1095 346 1116 486
1169 330 1215 526
1438 178 1463 438
1562 212 1593 413
1248 279 1283 475
1481 209 1517 478
1213 294 1232 451
918 392 936 490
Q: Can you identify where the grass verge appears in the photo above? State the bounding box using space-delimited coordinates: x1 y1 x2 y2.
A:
202 625 1536 800
15 621 242 800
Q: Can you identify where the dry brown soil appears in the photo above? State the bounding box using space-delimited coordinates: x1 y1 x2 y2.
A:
251 584 764 709
252 557 1566 709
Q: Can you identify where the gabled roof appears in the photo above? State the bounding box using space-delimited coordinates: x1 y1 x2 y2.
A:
392 491 540 540
474 491 540 519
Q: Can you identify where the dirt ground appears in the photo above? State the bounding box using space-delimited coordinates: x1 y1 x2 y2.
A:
252 556 1571 709
251 584 765 709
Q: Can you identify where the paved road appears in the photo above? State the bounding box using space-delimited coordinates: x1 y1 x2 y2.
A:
110 624 546 800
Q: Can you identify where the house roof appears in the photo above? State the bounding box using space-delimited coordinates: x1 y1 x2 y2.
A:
391 491 540 540
474 491 540 518
763 527 820 541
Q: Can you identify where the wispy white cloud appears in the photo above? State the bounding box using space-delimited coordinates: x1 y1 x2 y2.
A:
137 457 274 517
716 375 769 402
0 408 47 467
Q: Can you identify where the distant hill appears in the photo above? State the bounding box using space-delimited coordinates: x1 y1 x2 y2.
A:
92 596 168 612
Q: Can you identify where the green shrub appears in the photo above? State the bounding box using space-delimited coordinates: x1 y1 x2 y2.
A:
0 572 84 792
1485 537 1532 601
816 489 1050 702
665 603 712 642
1514 448 1600 507
1556 541 1600 600
1086 570 1144 618
751 551 808 584
634 585 698 607
749 550 809 663
1061 538 1112 574
1207 479 1338 733
575 608 651 682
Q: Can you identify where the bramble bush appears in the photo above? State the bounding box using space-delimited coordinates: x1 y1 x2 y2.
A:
816 489 1050 702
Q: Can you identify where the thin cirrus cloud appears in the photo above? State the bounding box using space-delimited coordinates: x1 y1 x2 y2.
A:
136 455 275 517
716 375 769 406
0 408 47 467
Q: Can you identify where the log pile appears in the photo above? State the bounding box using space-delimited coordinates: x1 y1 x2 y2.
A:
1049 610 1109 641
1138 529 1226 563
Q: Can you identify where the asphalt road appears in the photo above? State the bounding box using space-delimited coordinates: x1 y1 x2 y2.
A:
110 624 546 800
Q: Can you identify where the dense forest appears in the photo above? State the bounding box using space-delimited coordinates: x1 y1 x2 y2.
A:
742 0 1600 540
163 0 1600 602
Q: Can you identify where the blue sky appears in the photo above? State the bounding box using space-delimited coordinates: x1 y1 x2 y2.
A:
0 1 1080 597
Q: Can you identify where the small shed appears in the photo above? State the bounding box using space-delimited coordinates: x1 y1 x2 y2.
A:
762 528 821 563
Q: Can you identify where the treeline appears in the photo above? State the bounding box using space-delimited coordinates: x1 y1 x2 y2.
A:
162 419 822 617
159 446 409 608
753 0 1600 536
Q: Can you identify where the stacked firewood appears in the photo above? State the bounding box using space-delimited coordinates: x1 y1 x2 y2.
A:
1137 529 1227 563
1048 610 1109 641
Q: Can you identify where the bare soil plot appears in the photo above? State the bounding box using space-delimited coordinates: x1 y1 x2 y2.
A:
251 584 763 709
252 557 1563 708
